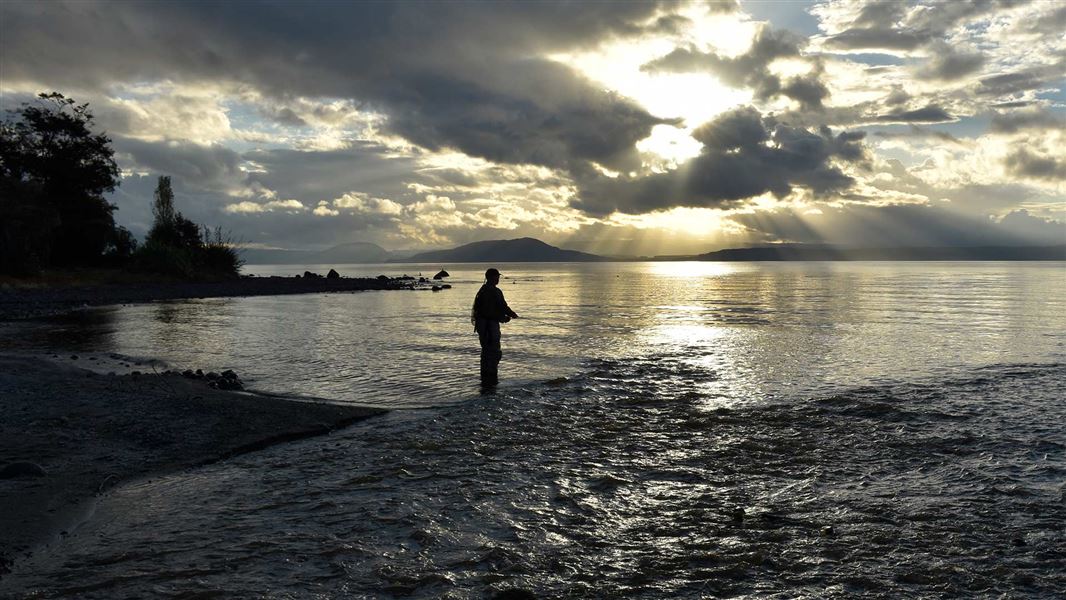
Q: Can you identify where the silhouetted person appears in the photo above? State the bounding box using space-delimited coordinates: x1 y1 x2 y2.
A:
471 268 518 386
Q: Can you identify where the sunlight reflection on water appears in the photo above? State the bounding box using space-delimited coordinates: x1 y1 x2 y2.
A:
2 262 1063 409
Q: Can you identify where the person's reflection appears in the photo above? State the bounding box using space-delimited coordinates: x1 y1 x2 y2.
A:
153 302 182 324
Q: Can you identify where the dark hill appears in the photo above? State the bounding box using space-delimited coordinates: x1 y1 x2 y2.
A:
694 244 1066 261
405 237 605 262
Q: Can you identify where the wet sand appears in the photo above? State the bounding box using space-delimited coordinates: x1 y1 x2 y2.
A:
0 354 385 577
0 275 418 321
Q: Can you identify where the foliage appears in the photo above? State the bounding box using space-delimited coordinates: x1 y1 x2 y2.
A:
103 226 139 265
129 241 197 279
131 176 243 279
0 92 121 273
199 225 245 275
145 176 202 250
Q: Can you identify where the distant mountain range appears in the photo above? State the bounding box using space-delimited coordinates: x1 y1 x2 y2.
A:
241 242 391 264
243 239 1066 264
405 237 605 262
692 244 1066 261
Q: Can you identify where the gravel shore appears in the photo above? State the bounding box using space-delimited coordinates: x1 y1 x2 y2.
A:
0 275 417 321
0 354 385 577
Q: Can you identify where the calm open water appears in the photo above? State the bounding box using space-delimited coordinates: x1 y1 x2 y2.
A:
2 261 1065 597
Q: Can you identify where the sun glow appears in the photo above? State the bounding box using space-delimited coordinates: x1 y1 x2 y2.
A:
553 8 757 164
610 206 743 238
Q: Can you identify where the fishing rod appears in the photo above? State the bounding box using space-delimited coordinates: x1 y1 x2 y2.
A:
456 313 569 330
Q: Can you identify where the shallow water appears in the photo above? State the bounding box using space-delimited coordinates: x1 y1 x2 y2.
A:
2 262 1065 597
3 261 1063 408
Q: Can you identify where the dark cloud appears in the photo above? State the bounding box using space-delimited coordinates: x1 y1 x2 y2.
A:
990 100 1034 108
241 143 426 205
1004 149 1066 180
873 126 964 144
977 58 1066 97
917 47 986 81
824 29 927 52
645 13 694 36
989 108 1066 133
884 85 911 106
875 105 956 123
642 25 829 110
0 1 678 172
382 63 674 171
823 0 1030 53
114 137 241 184
572 106 867 215
852 1 910 28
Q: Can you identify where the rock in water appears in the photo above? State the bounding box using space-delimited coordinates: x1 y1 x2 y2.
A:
0 462 47 479
326 268 340 279
433 269 450 280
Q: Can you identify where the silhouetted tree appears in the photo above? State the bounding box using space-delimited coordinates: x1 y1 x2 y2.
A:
147 175 202 250
152 175 177 231
0 92 120 272
133 176 241 279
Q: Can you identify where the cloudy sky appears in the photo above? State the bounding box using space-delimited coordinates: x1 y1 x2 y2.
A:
2 0 1063 255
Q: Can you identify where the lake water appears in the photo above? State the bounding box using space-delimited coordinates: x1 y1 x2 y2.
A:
3 261 1065 597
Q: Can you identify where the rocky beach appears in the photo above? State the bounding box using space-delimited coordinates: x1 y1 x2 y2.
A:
0 353 385 577
0 275 418 578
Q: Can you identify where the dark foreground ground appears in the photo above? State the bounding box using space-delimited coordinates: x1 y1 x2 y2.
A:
0 275 417 321
0 354 385 577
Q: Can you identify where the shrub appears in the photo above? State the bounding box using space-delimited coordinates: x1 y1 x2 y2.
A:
128 227 242 280
129 241 196 279
197 226 244 278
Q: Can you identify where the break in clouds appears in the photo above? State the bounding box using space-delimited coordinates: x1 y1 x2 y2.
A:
1 0 1063 253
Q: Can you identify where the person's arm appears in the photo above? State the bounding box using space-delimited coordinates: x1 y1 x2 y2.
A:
497 289 518 319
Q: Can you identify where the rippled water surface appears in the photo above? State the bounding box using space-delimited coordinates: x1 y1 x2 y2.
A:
2 262 1065 597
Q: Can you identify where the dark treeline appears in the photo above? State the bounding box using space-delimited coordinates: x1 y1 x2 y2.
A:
0 93 240 278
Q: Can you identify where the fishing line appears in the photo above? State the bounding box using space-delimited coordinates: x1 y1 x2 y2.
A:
514 315 572 330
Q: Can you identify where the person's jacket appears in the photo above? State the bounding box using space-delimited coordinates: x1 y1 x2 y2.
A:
471 284 517 328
